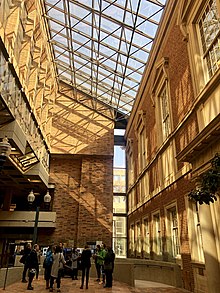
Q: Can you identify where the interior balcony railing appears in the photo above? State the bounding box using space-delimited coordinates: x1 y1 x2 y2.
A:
0 49 49 174
0 210 56 228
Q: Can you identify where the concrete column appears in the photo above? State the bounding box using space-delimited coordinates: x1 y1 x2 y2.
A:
199 204 220 293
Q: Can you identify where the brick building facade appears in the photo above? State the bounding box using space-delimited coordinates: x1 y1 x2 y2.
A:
125 1 220 293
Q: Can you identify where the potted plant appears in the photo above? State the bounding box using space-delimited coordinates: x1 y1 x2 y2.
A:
188 153 220 205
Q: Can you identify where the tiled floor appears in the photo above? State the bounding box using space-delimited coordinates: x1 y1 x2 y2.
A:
0 277 190 293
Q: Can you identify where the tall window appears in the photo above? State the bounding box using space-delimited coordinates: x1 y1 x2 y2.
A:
198 0 220 79
166 206 180 258
138 127 147 171
151 57 171 145
113 216 127 258
136 111 147 173
128 154 133 186
143 217 150 257
128 188 135 212
113 129 127 257
130 224 135 256
161 142 176 185
187 200 205 263
136 222 142 255
194 203 204 262
152 212 162 256
160 84 171 141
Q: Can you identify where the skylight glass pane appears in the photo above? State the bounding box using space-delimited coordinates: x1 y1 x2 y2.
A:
104 6 124 23
77 46 91 57
72 32 90 44
102 18 120 32
140 1 163 18
47 8 65 22
138 21 158 37
50 20 64 32
70 5 90 20
52 34 68 47
44 0 167 117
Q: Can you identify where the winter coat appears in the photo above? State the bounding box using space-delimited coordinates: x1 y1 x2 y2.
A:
50 252 66 278
80 248 92 268
26 249 39 270
71 251 79 269
96 248 106 265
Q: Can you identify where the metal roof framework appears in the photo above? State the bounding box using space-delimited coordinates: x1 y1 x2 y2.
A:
42 0 166 121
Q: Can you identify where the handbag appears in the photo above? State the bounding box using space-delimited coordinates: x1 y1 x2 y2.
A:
29 268 36 277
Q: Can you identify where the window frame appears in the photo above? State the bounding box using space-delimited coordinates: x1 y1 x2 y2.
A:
165 203 181 259
142 216 150 258
151 57 172 146
152 211 162 258
182 0 220 96
135 221 142 256
135 110 147 174
197 0 220 80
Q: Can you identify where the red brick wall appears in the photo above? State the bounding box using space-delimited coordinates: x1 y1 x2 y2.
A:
39 154 113 248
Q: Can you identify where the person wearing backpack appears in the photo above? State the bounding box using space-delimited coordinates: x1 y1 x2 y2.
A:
43 246 53 289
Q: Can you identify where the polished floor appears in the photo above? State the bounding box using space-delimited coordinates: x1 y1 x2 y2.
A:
0 276 190 293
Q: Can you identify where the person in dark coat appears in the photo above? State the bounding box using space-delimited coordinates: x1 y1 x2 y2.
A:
21 243 32 283
80 245 92 289
26 244 40 290
44 245 53 289
103 247 115 288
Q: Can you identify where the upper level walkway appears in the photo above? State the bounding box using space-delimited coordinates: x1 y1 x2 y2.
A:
0 276 190 293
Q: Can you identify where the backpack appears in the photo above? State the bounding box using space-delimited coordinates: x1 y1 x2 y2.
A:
43 251 53 268
19 255 25 264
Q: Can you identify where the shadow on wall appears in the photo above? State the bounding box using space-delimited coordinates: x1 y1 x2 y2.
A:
50 96 114 155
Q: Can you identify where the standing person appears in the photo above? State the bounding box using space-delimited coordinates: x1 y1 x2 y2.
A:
35 248 41 280
94 245 101 282
26 244 40 290
21 243 32 283
97 243 106 285
44 246 53 289
104 247 115 288
49 245 66 293
80 245 92 289
71 247 79 280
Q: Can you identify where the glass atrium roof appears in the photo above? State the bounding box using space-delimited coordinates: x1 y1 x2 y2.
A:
43 0 166 120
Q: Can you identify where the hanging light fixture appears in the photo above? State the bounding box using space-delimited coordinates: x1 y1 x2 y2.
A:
27 190 35 204
44 190 51 204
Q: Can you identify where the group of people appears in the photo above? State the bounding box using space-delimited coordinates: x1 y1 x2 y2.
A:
20 242 115 291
